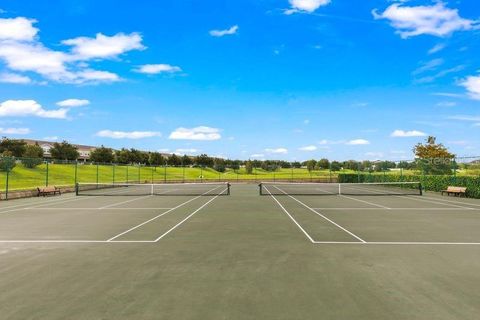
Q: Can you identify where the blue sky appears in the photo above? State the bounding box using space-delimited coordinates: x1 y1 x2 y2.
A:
0 0 479 161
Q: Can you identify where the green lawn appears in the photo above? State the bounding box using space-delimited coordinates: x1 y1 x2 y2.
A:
0 163 336 191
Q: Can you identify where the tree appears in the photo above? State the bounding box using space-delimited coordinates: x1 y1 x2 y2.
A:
245 160 253 174
413 136 455 174
213 158 226 172
149 152 165 166
195 154 214 167
0 138 26 157
89 146 114 163
21 143 44 168
330 161 342 172
316 158 330 170
115 148 131 164
167 154 181 166
50 141 79 160
306 159 316 172
181 155 192 166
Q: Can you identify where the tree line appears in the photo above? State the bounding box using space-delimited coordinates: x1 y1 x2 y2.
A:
0 136 461 175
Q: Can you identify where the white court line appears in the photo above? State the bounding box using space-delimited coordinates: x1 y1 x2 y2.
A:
340 194 391 209
0 240 156 243
107 186 221 241
345 185 475 210
311 207 479 211
1 240 479 245
265 187 315 243
270 186 366 243
28 207 174 210
421 195 480 207
154 189 226 242
397 194 475 210
99 195 153 209
312 241 480 245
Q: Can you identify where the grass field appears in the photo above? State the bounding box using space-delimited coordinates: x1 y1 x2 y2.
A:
0 184 480 319
0 163 337 191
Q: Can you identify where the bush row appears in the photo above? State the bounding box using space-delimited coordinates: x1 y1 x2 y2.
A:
338 173 480 199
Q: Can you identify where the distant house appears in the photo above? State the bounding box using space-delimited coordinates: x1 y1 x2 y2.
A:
23 139 97 161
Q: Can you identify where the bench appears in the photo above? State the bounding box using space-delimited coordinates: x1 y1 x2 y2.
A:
441 186 467 197
37 186 61 197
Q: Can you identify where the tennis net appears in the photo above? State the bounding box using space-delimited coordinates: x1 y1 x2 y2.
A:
259 182 422 196
76 182 230 196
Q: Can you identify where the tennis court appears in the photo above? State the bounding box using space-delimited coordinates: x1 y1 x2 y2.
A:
1 183 480 319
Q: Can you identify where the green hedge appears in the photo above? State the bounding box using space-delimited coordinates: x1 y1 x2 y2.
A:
338 173 480 199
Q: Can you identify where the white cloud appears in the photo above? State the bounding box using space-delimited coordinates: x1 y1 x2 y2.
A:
0 100 68 119
460 75 480 100
0 72 31 84
448 115 480 122
0 127 30 134
96 130 161 139
56 99 90 107
428 43 446 55
415 65 465 84
134 64 182 74
175 148 199 154
372 2 478 38
299 145 317 151
209 25 239 37
265 148 288 154
250 154 265 158
391 130 427 137
169 126 221 141
365 152 384 158
412 59 443 75
318 139 330 145
74 69 120 83
62 32 145 60
0 17 38 41
285 0 330 14
0 17 137 84
436 101 457 107
346 139 370 145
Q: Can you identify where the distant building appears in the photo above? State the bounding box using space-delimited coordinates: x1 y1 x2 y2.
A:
22 139 174 161
23 139 96 161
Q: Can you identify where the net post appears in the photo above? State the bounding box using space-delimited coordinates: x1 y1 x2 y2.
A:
227 183 230 196
75 183 79 196
419 182 423 196
338 183 341 195
151 183 154 196
259 183 262 196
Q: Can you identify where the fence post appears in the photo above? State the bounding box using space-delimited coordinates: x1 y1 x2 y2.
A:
164 161 167 183
45 161 49 186
96 163 99 185
112 165 115 185
126 166 129 183
74 161 78 186
5 167 9 200
329 163 332 183
151 166 154 183
138 165 141 183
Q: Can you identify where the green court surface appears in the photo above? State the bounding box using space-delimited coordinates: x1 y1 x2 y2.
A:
1 184 480 319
